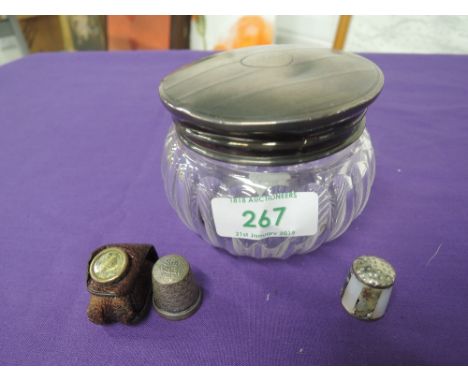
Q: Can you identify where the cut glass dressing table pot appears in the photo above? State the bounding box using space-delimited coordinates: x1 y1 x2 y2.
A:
159 45 384 259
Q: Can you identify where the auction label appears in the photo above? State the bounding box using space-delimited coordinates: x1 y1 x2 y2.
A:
211 192 318 240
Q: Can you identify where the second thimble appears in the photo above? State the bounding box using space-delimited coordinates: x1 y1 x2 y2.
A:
341 256 396 321
152 254 202 320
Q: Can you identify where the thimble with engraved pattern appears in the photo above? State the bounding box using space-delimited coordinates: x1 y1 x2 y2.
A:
152 254 202 320
341 256 396 320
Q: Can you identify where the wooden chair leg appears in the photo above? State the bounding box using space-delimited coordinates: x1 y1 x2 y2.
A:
333 15 352 51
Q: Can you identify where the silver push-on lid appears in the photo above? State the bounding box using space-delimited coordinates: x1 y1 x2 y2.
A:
159 45 384 165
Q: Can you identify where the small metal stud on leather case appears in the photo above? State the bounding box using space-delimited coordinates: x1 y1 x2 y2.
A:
341 256 396 320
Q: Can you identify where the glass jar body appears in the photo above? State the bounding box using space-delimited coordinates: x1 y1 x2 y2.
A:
162 125 375 259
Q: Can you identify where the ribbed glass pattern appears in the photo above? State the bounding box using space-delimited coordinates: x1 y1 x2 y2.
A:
162 126 375 259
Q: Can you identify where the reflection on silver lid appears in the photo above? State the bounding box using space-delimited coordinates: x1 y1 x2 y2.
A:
352 256 396 288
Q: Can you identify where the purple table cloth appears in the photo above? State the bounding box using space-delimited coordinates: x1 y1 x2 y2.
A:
0 50 467 366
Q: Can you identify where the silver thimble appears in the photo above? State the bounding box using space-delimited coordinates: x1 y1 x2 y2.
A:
152 254 202 320
341 256 396 320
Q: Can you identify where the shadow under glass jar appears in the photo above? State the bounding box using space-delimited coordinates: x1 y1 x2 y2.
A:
159 45 384 259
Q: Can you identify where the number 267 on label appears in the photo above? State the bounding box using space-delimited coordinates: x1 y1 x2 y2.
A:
242 207 286 228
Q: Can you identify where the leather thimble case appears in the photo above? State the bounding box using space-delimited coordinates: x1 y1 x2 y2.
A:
86 243 158 325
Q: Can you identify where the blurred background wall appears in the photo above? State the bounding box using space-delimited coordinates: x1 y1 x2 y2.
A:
1 15 468 66
276 15 468 54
